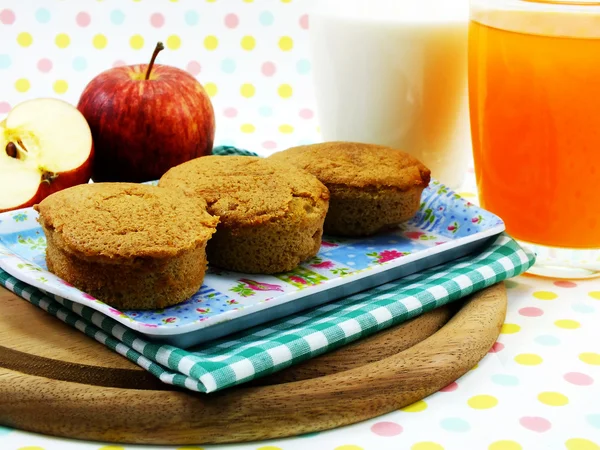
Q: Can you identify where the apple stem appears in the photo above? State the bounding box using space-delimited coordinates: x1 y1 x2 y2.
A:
145 42 164 80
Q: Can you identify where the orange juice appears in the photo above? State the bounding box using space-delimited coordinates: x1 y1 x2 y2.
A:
469 1 600 249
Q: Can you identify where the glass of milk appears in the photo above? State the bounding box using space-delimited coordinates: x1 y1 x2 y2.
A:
308 0 471 189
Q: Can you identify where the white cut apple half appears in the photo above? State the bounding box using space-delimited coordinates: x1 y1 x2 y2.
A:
0 98 94 212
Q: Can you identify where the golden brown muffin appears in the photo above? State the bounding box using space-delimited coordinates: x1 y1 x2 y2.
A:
159 156 329 274
34 183 219 310
269 142 431 236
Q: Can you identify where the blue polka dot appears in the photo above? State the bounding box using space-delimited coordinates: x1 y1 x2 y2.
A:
0 426 12 436
72 56 87 71
440 417 470 432
587 414 600 429
296 59 311 74
110 9 125 25
0 54 11 69
221 58 236 74
259 10 274 26
298 139 316 146
572 303 595 314
491 374 519 386
185 10 199 26
534 334 560 346
35 8 51 23
258 106 273 117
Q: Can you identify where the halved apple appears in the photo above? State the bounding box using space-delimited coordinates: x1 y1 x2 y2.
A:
0 98 93 213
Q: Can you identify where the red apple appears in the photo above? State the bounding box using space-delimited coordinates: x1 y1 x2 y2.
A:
77 42 215 183
0 98 93 213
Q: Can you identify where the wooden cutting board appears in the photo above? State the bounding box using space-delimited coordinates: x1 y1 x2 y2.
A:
0 282 507 445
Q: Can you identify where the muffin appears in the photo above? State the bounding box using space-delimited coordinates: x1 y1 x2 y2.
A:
269 142 431 236
34 183 219 310
159 156 329 274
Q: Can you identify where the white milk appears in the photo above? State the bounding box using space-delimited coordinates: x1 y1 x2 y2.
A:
309 0 470 188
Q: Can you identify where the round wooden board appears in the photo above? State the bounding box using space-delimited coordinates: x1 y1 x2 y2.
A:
0 282 507 445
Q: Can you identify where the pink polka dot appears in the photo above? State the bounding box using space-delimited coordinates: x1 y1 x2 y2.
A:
554 281 577 288
150 13 164 28
223 107 238 118
186 61 201 75
299 108 314 119
261 62 276 77
262 141 277 150
519 416 552 433
37 58 53 73
0 102 11 114
299 14 309 29
519 307 544 317
440 381 458 392
113 60 127 68
0 9 15 25
370 421 403 437
76 11 91 27
467 167 475 174
224 13 239 28
564 372 594 386
489 342 505 353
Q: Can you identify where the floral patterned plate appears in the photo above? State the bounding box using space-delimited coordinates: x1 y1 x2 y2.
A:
0 180 504 348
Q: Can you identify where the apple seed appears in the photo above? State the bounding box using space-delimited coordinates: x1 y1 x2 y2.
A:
145 41 165 80
5 142 17 158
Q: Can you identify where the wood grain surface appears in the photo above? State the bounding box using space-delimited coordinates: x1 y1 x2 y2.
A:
0 282 507 445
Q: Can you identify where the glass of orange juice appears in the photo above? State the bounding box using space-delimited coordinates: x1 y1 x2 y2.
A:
469 0 600 278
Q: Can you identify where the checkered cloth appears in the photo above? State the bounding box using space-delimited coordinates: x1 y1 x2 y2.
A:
0 230 535 393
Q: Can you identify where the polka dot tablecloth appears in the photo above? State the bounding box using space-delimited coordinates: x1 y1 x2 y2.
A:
1 1 599 450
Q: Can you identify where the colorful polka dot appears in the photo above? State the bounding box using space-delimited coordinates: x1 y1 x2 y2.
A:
533 291 558 300
468 395 498 409
225 13 239 28
401 400 428 412
519 416 551 432
491 374 520 386
184 10 199 25
93 34 108 49
587 414 600 429
501 323 521 334
241 123 255 133
150 12 165 28
204 82 217 97
223 107 237 118
554 280 577 288
299 14 309 29
279 36 294 51
130 34 144 49
534 334 561 346
17 32 33 47
37 58 53 73
440 417 470 432
440 382 458 392
259 106 273 117
297 58 311 74
72 56 87 71
166 35 181 50
0 9 15 24
97 447 126 450
299 108 314 119
53 80 69 94
0 102 11 114
589 291 600 300
257 447 283 450
411 442 444 450
55 33 71 48
221 58 236 73
262 141 277 150
16 447 46 450
564 372 593 386
565 438 600 450
76 11 91 27
370 421 403 436
35 8 51 23
519 307 543 317
113 60 127 68
515 353 543 366
204 35 218 50
555 319 580 329
240 83 255 98
580 353 600 365
538 391 569 406
489 440 522 450
15 78 30 93
278 84 293 98
572 303 595 313
241 36 256 50
260 10 274 26
334 446 363 450
0 54 10 69
110 9 125 25
262 61 276 76
187 61 201 75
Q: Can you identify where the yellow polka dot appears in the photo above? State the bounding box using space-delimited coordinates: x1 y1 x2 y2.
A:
579 352 600 365
204 83 217 97
204 35 218 50
53 80 68 94
241 124 255 133
241 36 256 51
93 34 107 49
281 0 293 3
401 400 427 412
175 447 204 450
411 443 444 450
489 441 522 450
206 0 217 2
243 0 253 2
538 391 569 406
240 83 255 98
257 447 283 450
14 78 30 93
167 35 181 50
468 395 498 409
17 32 33 47
334 446 363 450
169 0 179 2
555 319 580 329
130 34 144 50
589 291 600 300
278 84 293 98
470 363 479 370
17 447 46 450
55 33 70 48
514 353 543 366
501 323 521 334
279 36 294 51
97 447 126 450
566 438 600 450
279 124 294 134
533 291 557 300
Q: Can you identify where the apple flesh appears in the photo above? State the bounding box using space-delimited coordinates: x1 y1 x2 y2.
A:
77 42 215 183
0 98 93 213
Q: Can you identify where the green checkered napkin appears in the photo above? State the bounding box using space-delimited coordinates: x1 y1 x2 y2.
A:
0 231 535 393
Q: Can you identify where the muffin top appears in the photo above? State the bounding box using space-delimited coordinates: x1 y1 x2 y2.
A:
159 156 329 228
34 182 218 260
269 142 431 190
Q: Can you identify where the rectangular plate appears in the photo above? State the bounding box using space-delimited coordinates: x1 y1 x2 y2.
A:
0 180 504 348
